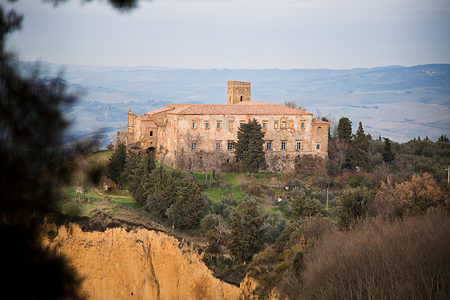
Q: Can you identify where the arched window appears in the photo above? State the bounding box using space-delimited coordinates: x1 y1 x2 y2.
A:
150 131 153 136
240 95 243 102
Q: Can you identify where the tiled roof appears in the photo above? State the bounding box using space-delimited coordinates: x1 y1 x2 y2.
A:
141 120 158 128
146 106 173 115
136 114 158 127
312 119 330 124
153 102 313 116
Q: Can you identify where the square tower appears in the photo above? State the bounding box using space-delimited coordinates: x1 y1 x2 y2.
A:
227 81 251 104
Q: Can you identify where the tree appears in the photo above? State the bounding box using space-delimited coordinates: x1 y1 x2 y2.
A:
144 166 178 219
291 195 326 220
234 119 267 173
351 121 369 169
338 187 374 229
228 199 263 262
120 150 142 189
382 138 395 163
0 5 84 299
284 101 305 111
437 134 449 143
107 143 127 184
167 181 207 229
337 117 352 143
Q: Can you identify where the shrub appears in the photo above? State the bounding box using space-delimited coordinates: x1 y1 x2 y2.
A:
246 181 262 196
200 214 219 234
338 187 374 229
372 173 446 218
281 212 450 300
291 195 326 220
261 212 287 244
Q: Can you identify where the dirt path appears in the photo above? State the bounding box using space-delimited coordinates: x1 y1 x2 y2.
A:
92 188 133 199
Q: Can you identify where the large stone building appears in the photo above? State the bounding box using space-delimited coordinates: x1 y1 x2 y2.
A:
117 81 329 172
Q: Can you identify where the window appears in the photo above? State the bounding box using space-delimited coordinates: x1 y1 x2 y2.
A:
301 122 305 129
282 120 286 128
262 122 267 129
240 95 243 102
216 142 221 150
296 142 301 150
191 142 197 150
274 121 279 129
227 141 233 150
205 122 209 129
229 121 234 129
240 120 245 127
281 141 286 150
150 131 153 136
317 127 321 135
266 141 272 150
217 122 221 129
316 144 320 150
192 122 196 129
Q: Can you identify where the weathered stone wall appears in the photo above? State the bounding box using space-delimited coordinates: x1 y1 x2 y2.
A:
168 114 328 156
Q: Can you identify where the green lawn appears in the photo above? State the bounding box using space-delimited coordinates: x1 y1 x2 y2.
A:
61 186 139 215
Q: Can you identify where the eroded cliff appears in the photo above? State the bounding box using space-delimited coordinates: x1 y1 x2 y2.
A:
42 222 240 300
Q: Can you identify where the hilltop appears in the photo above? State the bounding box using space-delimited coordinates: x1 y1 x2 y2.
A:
18 61 450 145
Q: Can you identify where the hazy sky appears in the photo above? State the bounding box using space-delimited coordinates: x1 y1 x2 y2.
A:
6 0 450 69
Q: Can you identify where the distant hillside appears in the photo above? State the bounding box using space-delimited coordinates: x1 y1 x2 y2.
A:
19 61 450 145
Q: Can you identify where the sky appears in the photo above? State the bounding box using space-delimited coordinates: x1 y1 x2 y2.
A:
6 0 450 69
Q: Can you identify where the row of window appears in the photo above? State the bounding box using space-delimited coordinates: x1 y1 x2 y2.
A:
192 121 315 132
191 141 321 151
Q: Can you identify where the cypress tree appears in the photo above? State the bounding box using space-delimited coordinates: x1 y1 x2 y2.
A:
337 117 352 144
107 143 127 184
351 121 369 169
120 150 141 189
168 181 206 229
234 119 267 173
228 198 263 262
382 138 395 163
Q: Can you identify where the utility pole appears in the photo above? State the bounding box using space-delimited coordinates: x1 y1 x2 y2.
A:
447 165 450 184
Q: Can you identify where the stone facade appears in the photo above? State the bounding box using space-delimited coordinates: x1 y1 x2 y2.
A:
117 81 329 172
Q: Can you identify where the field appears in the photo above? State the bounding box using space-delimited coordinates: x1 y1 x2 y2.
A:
59 151 323 221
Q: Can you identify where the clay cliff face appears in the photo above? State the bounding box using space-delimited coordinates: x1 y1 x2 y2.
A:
42 224 240 300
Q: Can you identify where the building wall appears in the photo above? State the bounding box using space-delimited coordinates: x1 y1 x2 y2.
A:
165 114 327 154
227 81 251 104
117 110 329 171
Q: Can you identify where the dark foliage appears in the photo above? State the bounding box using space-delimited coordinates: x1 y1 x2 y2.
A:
0 5 84 298
234 119 267 173
228 199 263 262
351 121 369 169
382 137 395 163
167 181 208 229
119 149 142 189
338 187 374 229
336 117 352 143
107 143 126 184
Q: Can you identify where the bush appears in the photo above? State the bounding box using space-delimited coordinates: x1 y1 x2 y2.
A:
338 187 374 229
372 173 446 218
261 212 287 244
200 214 219 234
246 181 262 196
281 212 450 300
